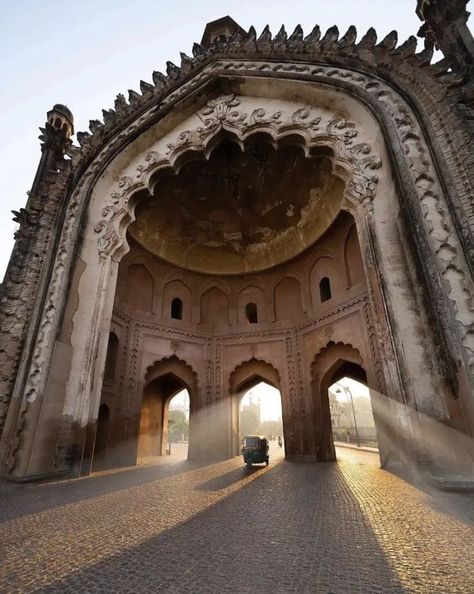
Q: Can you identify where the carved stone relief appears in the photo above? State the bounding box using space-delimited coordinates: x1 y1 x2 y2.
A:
6 55 474 477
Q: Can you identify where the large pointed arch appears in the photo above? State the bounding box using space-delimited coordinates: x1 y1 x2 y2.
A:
228 357 282 457
4 19 473 480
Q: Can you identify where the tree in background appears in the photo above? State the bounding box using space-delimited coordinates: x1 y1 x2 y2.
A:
168 409 189 442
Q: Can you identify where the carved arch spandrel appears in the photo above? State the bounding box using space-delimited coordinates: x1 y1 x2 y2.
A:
311 341 364 380
144 355 198 394
229 357 281 394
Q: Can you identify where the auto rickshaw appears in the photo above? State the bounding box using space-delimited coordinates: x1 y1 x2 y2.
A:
241 435 269 468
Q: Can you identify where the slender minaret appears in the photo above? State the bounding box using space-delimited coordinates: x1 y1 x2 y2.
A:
0 105 73 466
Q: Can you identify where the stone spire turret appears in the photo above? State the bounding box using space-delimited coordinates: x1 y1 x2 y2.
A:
0 104 74 465
416 0 474 75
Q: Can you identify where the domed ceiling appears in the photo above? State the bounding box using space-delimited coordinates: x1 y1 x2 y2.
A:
128 137 345 275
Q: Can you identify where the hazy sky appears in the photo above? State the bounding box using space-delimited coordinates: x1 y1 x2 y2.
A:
0 0 424 280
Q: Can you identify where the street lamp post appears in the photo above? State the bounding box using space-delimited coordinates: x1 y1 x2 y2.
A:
335 384 361 447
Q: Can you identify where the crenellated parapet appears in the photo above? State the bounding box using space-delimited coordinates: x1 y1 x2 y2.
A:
68 24 441 177
58 19 474 286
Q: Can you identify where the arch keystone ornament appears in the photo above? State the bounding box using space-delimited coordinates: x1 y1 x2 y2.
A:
1 3 474 481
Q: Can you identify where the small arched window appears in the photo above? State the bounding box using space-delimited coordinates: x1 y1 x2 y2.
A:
171 297 183 320
245 302 258 324
319 277 332 303
104 332 119 380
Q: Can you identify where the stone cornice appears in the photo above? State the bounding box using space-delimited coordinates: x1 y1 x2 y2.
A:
65 23 463 183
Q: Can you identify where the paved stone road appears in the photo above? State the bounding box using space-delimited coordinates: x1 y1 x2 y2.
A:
1 445 473 594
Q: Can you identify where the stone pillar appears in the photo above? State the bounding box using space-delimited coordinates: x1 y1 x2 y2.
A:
0 105 74 475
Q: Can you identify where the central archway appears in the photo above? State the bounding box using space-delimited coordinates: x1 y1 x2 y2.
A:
229 358 282 457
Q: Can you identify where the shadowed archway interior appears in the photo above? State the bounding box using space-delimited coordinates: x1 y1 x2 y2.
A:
129 136 345 275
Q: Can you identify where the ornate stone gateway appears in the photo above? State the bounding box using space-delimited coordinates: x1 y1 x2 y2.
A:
1 2 473 481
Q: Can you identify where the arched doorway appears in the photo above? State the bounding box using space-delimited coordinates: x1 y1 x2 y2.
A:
137 374 187 461
92 403 110 471
328 374 378 450
137 356 197 464
240 381 283 449
229 359 283 457
311 342 391 466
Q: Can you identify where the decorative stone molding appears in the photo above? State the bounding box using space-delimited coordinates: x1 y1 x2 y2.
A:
144 354 198 387
95 94 382 262
311 341 364 373
229 357 281 393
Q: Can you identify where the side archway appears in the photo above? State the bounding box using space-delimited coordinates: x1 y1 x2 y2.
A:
310 341 394 466
137 356 198 462
310 342 365 462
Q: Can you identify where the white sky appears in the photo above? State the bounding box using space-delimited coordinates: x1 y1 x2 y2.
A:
169 389 190 417
0 0 425 280
328 377 370 402
240 382 283 421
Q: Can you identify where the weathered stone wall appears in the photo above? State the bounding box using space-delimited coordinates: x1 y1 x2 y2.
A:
2 4 473 479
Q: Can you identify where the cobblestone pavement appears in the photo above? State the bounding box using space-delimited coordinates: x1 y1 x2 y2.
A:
1 445 473 594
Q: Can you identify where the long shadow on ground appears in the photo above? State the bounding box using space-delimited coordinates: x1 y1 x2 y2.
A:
33 461 407 594
0 457 214 523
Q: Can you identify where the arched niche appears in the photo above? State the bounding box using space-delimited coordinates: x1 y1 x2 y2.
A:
123 264 154 312
237 285 266 325
309 257 338 308
274 277 303 322
344 224 365 288
104 332 119 381
200 286 229 328
92 403 110 471
162 279 192 322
